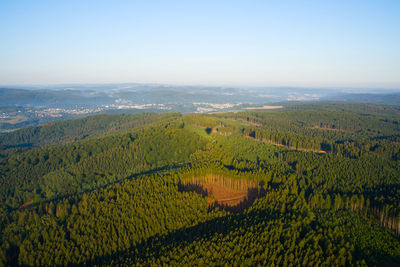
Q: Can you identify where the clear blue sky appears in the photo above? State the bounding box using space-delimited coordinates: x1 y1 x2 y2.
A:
0 0 399 88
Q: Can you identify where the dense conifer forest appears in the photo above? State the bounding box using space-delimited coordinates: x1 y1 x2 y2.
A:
1 102 400 266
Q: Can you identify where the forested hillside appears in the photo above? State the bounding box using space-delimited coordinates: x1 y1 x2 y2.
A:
1 104 400 266
0 113 180 149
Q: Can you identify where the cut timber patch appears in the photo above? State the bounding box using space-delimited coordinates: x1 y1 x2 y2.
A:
179 175 265 213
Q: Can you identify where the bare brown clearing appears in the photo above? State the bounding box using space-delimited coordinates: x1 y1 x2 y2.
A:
179 175 265 213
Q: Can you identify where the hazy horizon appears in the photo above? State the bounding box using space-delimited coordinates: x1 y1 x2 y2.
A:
1 82 399 93
1 1 399 87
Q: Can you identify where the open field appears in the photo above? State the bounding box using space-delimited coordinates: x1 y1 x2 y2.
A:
0 115 28 124
244 105 283 110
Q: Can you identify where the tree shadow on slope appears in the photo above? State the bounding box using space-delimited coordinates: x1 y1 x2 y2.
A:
82 207 400 266
81 207 281 266
16 163 188 212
